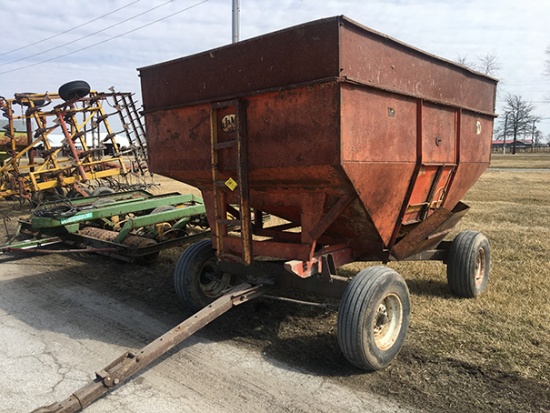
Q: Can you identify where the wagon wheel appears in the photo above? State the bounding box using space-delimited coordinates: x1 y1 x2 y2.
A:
58 80 91 101
337 266 410 371
174 239 234 311
447 231 490 298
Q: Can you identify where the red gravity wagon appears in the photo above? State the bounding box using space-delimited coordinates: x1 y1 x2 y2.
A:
139 16 497 370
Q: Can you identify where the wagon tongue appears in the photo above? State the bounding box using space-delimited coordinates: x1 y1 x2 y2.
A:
31 282 270 413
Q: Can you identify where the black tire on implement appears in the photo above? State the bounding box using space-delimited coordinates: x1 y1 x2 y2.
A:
67 187 91 199
15 94 48 107
30 187 64 206
337 266 410 371
58 80 91 101
447 230 490 298
91 186 116 196
151 205 176 214
174 240 233 311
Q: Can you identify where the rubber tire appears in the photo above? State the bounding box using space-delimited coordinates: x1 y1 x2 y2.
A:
16 94 48 107
58 80 91 101
447 231 490 298
67 187 91 199
149 205 178 241
337 266 410 371
174 240 231 311
30 187 64 207
91 186 116 196
151 205 176 214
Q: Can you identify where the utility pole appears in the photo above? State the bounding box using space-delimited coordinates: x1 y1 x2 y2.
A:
232 0 240 43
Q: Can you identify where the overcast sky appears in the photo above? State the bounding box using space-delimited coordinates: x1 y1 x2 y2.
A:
1 0 549 137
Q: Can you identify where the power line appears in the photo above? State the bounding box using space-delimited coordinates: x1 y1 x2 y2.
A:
503 78 550 83
0 0 142 58
496 100 549 104
0 0 176 68
0 0 209 75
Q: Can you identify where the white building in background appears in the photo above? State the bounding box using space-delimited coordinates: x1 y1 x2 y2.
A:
44 133 130 150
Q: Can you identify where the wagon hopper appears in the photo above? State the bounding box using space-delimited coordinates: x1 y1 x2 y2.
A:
138 15 497 370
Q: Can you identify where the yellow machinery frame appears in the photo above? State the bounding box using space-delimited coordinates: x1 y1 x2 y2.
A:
0 87 146 201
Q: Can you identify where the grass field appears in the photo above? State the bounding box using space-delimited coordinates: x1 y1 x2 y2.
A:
490 152 550 169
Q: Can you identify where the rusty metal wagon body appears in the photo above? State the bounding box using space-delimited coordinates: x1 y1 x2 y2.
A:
138 16 497 371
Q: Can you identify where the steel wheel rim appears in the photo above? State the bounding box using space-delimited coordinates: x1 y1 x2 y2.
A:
474 248 486 287
372 294 403 351
199 258 231 297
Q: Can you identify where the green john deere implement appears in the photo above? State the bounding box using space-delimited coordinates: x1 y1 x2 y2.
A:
1 190 209 262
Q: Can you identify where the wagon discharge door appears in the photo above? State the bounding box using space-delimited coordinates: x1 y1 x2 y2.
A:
401 105 458 226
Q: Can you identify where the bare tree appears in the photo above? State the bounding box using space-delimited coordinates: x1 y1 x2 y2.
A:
456 54 473 68
476 53 501 76
533 129 543 150
500 94 539 154
455 53 500 76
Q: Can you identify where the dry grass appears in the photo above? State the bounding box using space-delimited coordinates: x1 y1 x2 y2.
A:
411 172 548 368
444 163 550 379
490 152 550 169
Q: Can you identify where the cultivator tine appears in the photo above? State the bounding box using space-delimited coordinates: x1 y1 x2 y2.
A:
107 91 148 176
33 126 55 138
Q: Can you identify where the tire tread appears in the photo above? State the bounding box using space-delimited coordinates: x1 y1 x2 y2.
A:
174 239 214 310
337 266 410 370
447 231 490 298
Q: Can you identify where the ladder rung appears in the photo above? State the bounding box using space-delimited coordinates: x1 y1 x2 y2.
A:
217 218 241 226
214 140 238 150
